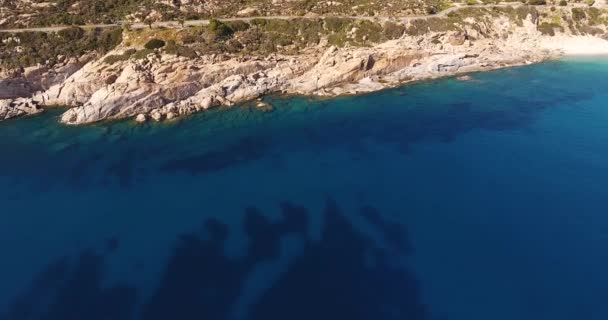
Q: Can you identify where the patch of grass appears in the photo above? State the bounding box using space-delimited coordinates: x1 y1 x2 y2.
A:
538 22 563 35
164 41 198 58
131 48 157 60
572 8 586 22
528 0 546 5
103 48 136 64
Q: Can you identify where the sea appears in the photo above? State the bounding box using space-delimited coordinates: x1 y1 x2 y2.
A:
1 57 607 320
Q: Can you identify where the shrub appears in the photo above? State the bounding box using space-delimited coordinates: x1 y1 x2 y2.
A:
383 22 406 39
355 20 384 43
466 0 478 5
538 22 563 35
103 48 136 64
571 8 586 21
209 19 234 39
528 0 546 5
98 28 124 53
132 48 157 60
225 21 250 32
586 0 595 6
58 26 85 39
324 17 351 32
588 7 602 24
0 27 123 69
559 0 567 5
144 38 166 50
164 41 198 58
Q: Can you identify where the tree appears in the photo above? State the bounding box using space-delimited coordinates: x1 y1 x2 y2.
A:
209 19 234 39
178 18 186 28
144 18 154 29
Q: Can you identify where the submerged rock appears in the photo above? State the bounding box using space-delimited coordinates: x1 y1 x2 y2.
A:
457 75 474 81
255 100 274 112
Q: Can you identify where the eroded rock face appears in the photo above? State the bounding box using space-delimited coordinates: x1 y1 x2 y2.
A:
57 53 308 124
0 53 97 100
0 98 43 121
3 9 608 125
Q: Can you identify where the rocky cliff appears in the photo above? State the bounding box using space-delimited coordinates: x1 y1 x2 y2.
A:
2 5 608 124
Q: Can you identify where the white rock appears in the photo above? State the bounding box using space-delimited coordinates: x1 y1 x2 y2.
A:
135 114 147 123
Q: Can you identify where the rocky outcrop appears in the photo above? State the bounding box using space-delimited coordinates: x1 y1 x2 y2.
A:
57 52 312 124
0 53 97 100
4 7 608 125
0 97 42 120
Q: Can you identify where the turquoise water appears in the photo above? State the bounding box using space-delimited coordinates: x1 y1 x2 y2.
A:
1 58 608 320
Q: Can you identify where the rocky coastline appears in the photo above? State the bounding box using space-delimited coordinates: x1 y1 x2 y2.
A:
2 6 608 125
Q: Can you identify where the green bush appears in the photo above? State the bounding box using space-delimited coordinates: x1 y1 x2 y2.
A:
225 21 250 32
132 49 157 60
144 38 166 50
209 19 234 39
58 26 85 39
571 8 586 21
164 40 198 58
324 17 351 32
383 22 406 39
559 0 567 5
528 0 546 5
0 27 123 69
98 28 124 53
466 0 478 5
538 22 563 35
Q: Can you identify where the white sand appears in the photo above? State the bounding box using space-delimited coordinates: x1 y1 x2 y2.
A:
540 35 608 56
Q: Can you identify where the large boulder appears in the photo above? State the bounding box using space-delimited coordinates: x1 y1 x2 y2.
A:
0 98 43 121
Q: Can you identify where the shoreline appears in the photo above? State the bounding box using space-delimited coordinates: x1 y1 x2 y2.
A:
3 5 608 125
0 57 563 127
0 50 585 125
1 53 604 127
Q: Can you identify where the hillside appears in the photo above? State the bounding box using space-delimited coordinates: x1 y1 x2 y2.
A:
0 0 599 28
2 4 608 122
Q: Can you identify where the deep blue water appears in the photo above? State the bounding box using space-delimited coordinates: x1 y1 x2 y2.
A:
1 58 608 320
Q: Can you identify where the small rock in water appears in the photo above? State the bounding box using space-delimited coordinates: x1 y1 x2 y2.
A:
457 75 474 81
150 110 164 122
256 100 274 113
135 114 147 123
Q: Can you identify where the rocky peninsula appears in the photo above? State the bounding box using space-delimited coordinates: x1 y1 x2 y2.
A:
2 3 608 124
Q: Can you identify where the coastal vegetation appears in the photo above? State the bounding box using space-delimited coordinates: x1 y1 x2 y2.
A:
1 0 607 30
2 5 608 70
0 27 122 68
1 0 441 28
3 3 608 124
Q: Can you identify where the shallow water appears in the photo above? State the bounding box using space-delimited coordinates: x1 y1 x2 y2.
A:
1 58 608 320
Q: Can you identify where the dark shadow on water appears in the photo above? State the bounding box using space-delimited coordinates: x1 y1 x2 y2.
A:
1 68 599 189
360 205 412 254
1 199 430 320
161 136 271 175
2 251 137 320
